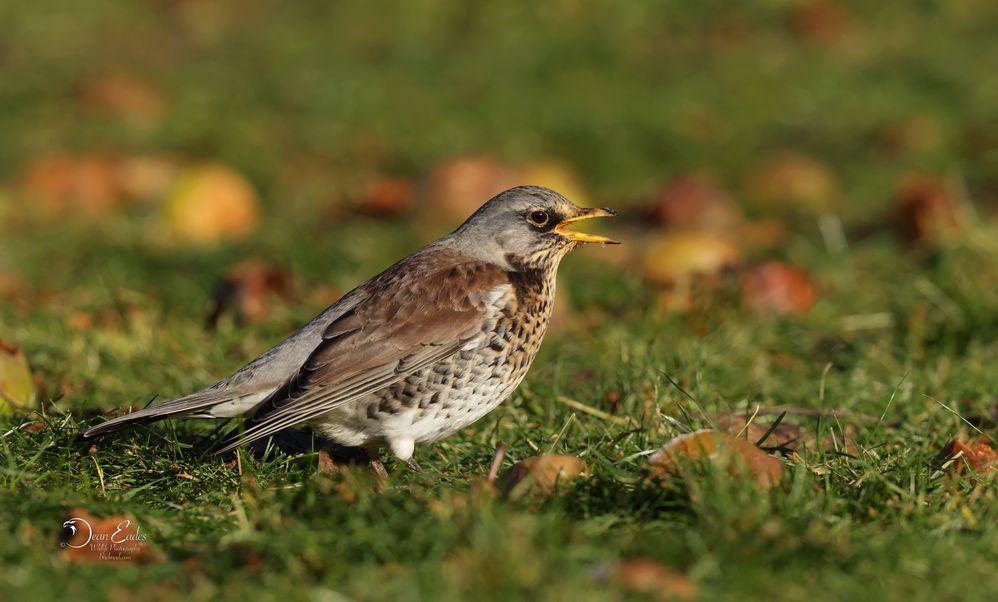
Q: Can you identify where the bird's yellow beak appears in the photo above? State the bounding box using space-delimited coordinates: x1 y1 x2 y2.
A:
553 207 620 244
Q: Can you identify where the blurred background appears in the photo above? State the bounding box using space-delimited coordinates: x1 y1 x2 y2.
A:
2 0 998 413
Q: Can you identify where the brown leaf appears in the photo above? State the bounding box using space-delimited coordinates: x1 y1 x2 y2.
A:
22 154 123 216
423 155 518 227
67 311 95 333
497 454 589 500
714 413 804 450
0 340 35 412
740 262 816 316
648 430 783 489
937 439 998 474
60 508 157 564
163 164 261 245
357 177 415 217
205 259 296 328
646 173 741 231
893 173 963 247
789 0 856 45
82 73 165 124
615 558 697 601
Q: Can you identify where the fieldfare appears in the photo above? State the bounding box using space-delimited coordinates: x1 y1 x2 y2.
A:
82 186 618 470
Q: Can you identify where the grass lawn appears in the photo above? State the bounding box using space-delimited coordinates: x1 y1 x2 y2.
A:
3 1 998 600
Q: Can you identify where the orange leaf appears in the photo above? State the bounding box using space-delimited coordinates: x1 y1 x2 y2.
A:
616 558 697 601
938 439 998 474
648 430 783 489
497 454 590 500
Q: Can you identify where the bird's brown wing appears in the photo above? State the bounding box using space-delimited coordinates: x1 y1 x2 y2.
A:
214 250 509 454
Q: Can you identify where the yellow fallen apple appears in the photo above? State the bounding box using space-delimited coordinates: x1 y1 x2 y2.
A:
163 164 261 245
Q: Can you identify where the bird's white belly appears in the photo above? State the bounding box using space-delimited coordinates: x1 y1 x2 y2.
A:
310 374 520 453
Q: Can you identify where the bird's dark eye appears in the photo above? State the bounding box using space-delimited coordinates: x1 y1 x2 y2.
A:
528 210 550 227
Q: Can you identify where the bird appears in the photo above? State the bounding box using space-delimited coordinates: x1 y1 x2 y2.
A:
82 186 618 473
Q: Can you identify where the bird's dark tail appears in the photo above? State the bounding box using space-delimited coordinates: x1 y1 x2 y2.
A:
80 388 240 438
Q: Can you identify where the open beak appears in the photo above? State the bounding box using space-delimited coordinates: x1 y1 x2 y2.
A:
553 207 620 244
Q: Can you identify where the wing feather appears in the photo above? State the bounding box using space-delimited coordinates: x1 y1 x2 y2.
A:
214 250 509 454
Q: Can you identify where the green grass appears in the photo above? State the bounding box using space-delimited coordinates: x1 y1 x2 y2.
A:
4 1 998 600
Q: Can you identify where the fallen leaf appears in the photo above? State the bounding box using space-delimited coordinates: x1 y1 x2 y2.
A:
714 413 804 450
740 262 816 315
60 508 157 564
648 430 783 489
0 340 35 413
893 173 963 247
356 177 415 217
641 230 741 285
937 439 998 474
22 154 123 216
423 155 518 227
789 0 856 45
67 311 95 333
163 164 261 244
615 558 697 601
646 173 740 231
745 152 839 212
497 454 589 500
205 259 296 328
82 73 165 124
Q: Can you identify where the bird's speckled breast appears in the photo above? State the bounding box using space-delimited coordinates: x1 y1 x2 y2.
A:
311 267 556 449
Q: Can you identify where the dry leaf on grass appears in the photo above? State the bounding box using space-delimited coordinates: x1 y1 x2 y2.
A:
423 155 518 226
893 173 963 247
497 454 590 500
22 154 123 216
615 558 697 601
357 177 415 217
740 262 816 316
0 340 35 413
714 410 860 455
936 439 998 474
789 0 856 45
648 430 783 489
205 259 296 328
82 73 165 124
646 173 741 231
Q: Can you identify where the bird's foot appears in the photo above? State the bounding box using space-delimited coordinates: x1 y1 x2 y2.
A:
370 458 389 480
406 458 422 472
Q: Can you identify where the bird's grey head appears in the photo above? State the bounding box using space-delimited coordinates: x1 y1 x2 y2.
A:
442 186 618 271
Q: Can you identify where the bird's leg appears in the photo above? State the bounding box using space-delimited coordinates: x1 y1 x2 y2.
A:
406 458 422 472
364 447 389 479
